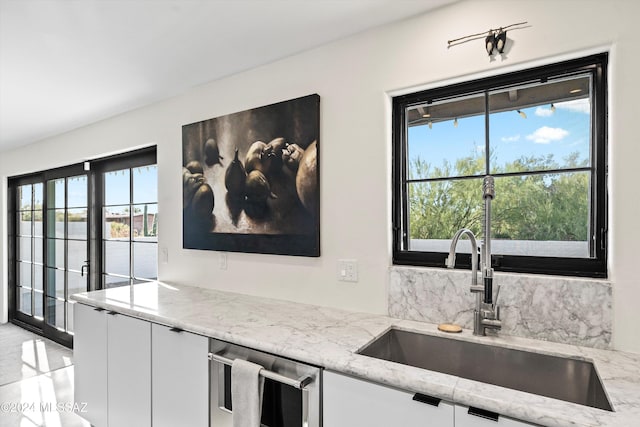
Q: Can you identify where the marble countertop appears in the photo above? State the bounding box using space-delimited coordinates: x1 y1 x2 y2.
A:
71 281 640 427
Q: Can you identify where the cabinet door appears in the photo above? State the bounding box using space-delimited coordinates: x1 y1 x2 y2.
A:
74 303 108 427
455 405 539 427
323 371 454 427
151 324 209 427
107 312 151 427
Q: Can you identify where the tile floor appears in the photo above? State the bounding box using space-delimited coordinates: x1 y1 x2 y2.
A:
0 323 90 427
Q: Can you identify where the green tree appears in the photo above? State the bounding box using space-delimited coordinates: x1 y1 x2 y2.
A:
408 152 588 242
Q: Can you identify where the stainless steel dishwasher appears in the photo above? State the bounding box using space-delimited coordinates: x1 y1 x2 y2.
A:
208 338 322 427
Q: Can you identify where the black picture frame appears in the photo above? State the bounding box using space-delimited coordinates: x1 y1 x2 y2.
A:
182 94 320 257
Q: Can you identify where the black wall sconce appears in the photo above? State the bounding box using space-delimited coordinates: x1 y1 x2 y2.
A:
449 22 527 56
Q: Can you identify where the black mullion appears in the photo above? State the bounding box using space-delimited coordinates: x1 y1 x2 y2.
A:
34 184 44 318
406 174 485 184
406 167 592 184
401 107 410 251
96 168 105 291
84 168 92 297
484 91 490 175
129 168 134 284
63 177 69 332
591 60 600 255
392 97 409 252
7 183 17 322
30 186 35 317
490 167 592 179
45 178 57 329
33 184 42 319
593 57 607 263
42 179 49 324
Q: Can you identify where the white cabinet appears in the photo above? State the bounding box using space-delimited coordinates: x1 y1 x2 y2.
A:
74 303 108 427
107 311 151 427
455 405 539 427
74 304 151 427
151 324 209 427
323 370 454 426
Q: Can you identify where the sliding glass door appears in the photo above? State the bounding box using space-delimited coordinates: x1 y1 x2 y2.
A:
8 147 157 348
10 165 88 347
43 173 89 344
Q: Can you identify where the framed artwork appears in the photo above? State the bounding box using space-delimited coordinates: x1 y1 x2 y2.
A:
182 94 320 256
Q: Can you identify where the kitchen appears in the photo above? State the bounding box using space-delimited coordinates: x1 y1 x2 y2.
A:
1 0 639 426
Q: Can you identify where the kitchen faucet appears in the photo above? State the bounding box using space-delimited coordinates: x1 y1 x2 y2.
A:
446 175 502 336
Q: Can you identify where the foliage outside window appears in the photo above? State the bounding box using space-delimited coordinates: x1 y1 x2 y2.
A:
393 54 607 277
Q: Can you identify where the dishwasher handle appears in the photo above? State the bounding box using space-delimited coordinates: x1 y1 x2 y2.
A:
208 352 314 390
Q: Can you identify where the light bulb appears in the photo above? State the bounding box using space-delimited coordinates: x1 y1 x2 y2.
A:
550 103 556 113
454 118 458 127
517 110 527 119
428 121 433 129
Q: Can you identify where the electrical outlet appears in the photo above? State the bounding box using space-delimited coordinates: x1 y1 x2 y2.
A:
219 252 228 270
337 259 358 282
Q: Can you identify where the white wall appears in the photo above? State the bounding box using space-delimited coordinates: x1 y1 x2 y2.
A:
2 0 639 353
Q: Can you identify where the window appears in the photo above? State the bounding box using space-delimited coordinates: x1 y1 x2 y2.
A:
392 54 607 277
93 147 158 289
8 147 157 347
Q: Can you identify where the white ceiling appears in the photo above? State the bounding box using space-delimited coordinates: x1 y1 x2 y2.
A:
0 0 456 152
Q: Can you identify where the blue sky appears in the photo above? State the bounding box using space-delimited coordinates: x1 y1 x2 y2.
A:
104 166 158 206
408 98 591 178
21 166 158 210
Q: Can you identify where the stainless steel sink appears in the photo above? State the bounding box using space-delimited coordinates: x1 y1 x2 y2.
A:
357 328 612 411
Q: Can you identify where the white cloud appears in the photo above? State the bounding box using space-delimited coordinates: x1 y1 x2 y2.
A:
535 106 554 117
501 134 520 143
555 98 590 114
526 126 569 144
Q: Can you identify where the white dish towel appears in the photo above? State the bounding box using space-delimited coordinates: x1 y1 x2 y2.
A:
231 358 265 427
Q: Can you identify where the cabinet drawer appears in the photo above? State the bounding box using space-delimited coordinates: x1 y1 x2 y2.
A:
323 370 454 426
455 405 539 427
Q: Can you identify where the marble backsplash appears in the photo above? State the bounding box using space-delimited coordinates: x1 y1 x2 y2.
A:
389 266 612 349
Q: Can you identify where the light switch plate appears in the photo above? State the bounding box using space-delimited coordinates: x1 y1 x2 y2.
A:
337 259 358 282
